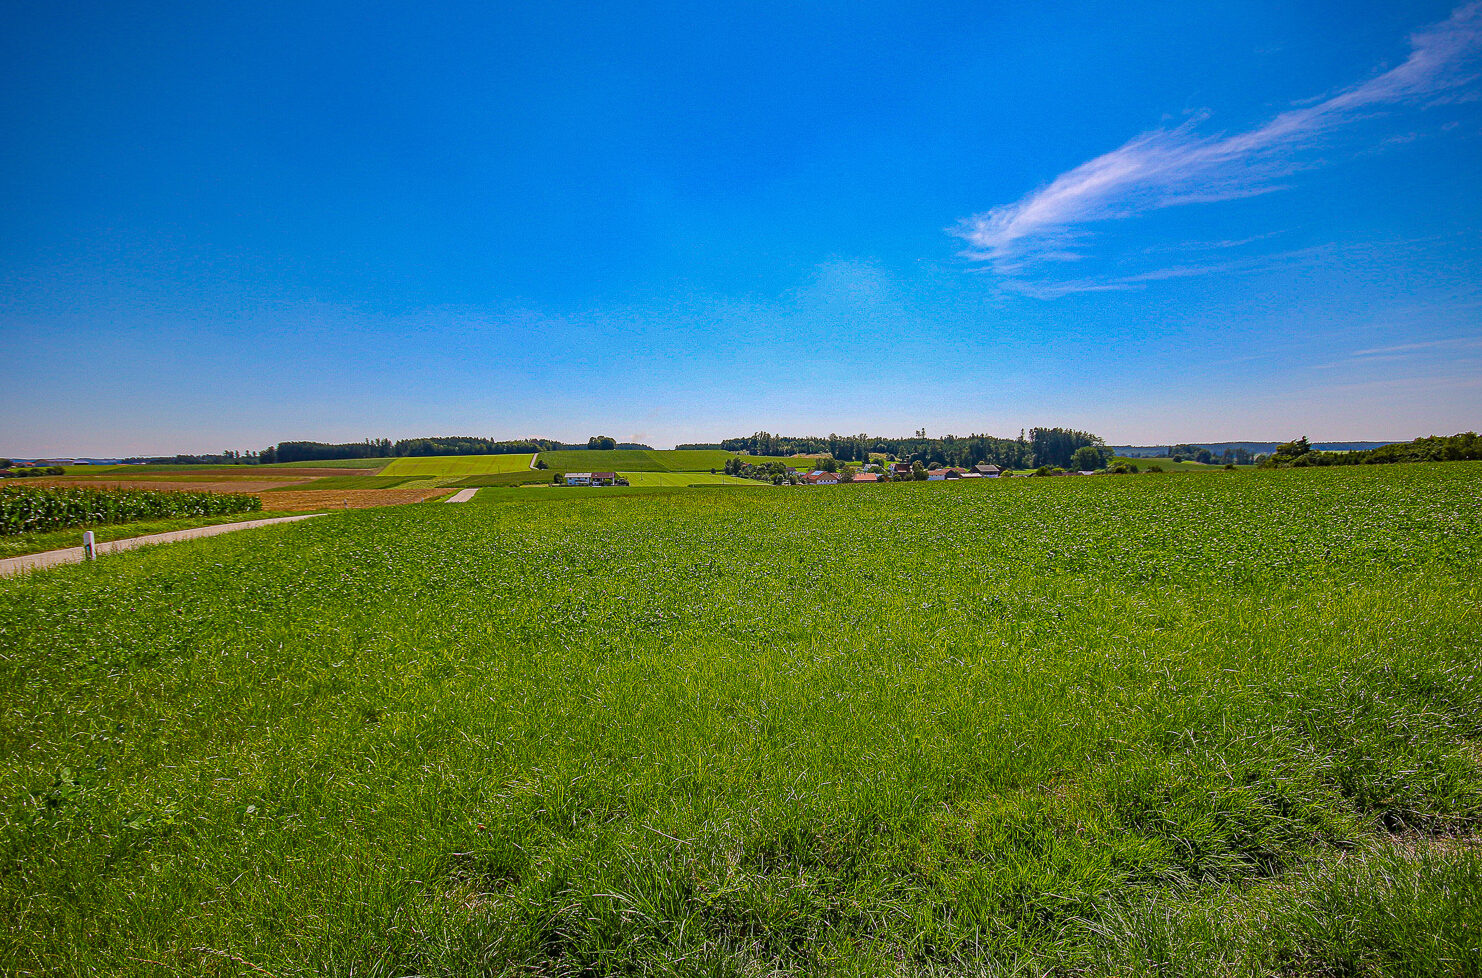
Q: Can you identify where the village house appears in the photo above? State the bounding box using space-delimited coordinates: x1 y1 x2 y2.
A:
804 470 841 485
852 472 880 482
566 472 619 486
927 467 965 481
973 463 1002 477
890 462 912 479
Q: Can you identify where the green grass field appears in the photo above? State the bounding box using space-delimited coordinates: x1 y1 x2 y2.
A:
446 471 565 489
1112 455 1229 472
379 454 535 477
275 458 395 470
470 485 720 502
261 475 421 492
620 471 767 487
446 470 764 490
534 449 812 472
3 464 1481 975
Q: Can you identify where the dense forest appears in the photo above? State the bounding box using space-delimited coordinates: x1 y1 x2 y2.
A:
718 428 1109 469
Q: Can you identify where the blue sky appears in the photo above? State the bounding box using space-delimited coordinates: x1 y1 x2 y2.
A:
2 1 1479 455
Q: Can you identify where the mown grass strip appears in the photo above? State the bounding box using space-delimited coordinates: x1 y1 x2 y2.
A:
0 510 300 560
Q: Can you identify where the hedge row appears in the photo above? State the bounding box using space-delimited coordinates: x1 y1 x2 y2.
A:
0 484 261 536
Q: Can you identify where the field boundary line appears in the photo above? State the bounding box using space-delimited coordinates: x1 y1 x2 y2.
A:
0 514 325 578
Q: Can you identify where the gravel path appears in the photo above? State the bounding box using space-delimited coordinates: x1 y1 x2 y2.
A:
443 488 480 503
0 514 324 578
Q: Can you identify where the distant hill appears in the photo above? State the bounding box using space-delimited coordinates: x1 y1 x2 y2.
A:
1111 441 1399 458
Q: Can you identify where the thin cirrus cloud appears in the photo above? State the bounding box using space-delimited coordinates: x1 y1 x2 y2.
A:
953 3 1482 293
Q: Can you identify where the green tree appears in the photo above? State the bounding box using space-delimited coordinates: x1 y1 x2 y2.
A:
1275 436 1312 458
1070 445 1109 471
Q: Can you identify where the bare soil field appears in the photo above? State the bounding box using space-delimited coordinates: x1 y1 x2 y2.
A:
259 487 453 510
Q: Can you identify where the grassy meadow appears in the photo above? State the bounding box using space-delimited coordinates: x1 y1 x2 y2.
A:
380 454 535 477
2 464 1480 976
1110 455 1225 472
621 472 766 488
445 471 563 489
263 475 425 492
534 449 810 472
274 458 396 470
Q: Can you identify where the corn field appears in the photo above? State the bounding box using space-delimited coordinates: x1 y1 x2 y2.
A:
0 484 261 535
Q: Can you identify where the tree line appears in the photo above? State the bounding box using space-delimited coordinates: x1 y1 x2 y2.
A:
1260 433 1482 468
114 428 1114 468
719 428 1110 469
1168 444 1256 465
117 436 657 465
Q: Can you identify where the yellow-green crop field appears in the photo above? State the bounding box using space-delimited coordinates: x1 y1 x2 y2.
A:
3 463 1480 976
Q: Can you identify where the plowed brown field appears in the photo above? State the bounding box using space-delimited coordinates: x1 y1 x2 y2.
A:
259 488 452 511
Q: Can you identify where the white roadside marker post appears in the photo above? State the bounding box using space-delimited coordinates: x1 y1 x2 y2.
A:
83 530 96 560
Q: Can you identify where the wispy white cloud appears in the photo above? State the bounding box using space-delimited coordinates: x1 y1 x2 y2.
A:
954 3 1482 290
997 245 1333 299
1351 335 1482 357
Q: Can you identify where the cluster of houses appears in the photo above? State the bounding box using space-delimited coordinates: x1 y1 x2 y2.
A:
559 461 1089 488
801 462 1005 484
563 471 628 486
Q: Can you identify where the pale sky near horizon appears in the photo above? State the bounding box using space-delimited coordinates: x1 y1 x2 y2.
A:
2 1 1480 456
